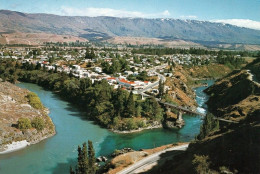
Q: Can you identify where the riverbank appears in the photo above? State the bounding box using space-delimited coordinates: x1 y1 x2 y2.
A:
0 80 56 154
111 124 163 134
106 142 189 174
0 140 30 154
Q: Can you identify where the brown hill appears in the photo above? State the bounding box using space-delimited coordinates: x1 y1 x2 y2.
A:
0 32 88 45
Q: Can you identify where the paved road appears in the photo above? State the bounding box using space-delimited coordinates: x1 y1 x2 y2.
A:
136 64 167 94
118 144 189 174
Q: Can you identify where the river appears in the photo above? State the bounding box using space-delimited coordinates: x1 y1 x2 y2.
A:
0 80 213 174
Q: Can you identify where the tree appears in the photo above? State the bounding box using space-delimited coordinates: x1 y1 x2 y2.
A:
17 117 32 129
192 155 211 174
137 71 148 81
35 62 41 70
158 79 164 98
124 91 135 117
85 48 95 59
197 113 219 140
110 58 121 74
88 140 96 174
70 141 96 174
31 117 45 131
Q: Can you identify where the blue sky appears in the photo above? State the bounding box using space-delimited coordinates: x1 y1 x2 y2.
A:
1 0 260 29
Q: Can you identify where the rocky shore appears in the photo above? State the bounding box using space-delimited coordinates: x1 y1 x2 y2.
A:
0 80 55 154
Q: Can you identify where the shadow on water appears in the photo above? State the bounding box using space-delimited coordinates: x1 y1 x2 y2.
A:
48 158 77 174
98 127 190 157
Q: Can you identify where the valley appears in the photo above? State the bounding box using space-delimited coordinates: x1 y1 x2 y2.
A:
0 5 259 174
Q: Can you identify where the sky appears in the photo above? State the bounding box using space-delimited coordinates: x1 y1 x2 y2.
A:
1 0 260 30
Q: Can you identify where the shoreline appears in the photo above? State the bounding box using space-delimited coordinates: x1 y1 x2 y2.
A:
0 132 56 155
111 124 163 134
0 140 30 154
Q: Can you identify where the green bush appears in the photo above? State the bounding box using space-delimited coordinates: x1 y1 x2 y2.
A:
17 117 32 129
27 92 43 109
136 120 146 128
192 155 211 174
32 117 45 131
126 118 138 130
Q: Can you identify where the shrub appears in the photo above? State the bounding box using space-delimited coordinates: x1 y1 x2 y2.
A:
192 155 211 174
26 92 43 109
136 120 146 128
32 117 45 131
17 117 32 129
126 118 138 130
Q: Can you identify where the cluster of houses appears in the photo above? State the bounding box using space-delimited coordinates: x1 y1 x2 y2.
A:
0 46 226 91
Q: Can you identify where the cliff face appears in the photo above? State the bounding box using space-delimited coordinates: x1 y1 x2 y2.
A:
0 80 55 151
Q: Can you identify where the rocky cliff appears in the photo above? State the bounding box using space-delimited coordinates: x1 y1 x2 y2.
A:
0 80 55 152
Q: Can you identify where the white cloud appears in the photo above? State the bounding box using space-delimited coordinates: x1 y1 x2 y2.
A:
180 15 198 19
60 6 170 18
214 19 260 30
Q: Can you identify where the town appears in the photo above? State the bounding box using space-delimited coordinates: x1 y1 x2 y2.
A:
0 45 227 95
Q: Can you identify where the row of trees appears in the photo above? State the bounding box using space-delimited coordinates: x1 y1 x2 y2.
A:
216 55 245 68
131 47 252 57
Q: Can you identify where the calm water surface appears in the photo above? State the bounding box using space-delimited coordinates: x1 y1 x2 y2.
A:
0 81 213 174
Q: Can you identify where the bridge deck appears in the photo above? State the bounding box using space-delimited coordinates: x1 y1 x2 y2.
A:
160 102 206 116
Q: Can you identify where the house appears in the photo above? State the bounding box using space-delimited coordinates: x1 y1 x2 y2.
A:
124 71 133 76
72 65 81 70
106 77 117 84
94 67 102 73
116 78 136 89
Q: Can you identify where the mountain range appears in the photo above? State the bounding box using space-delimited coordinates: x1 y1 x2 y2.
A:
0 10 260 46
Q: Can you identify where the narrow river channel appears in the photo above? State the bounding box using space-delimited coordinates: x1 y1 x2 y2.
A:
0 80 214 174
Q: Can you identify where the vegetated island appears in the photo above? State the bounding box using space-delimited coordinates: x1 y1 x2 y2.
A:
0 79 55 154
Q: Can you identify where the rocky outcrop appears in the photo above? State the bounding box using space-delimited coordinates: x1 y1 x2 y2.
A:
164 111 185 128
0 80 55 152
204 69 260 120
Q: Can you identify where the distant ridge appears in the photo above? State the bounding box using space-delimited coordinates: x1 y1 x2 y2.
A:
0 10 260 45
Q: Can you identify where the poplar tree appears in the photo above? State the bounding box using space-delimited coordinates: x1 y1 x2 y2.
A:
70 141 96 174
158 79 164 98
88 140 96 174
124 91 135 117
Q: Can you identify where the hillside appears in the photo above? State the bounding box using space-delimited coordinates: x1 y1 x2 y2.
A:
205 58 260 120
137 59 260 174
0 32 87 45
0 80 55 153
1 10 260 45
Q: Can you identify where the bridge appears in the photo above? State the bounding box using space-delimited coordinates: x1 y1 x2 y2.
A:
213 117 239 124
159 101 206 117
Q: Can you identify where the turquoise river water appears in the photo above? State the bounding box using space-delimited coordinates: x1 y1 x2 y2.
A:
0 80 214 174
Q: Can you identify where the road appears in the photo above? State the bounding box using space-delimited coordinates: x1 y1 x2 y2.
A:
136 64 167 94
117 144 189 174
